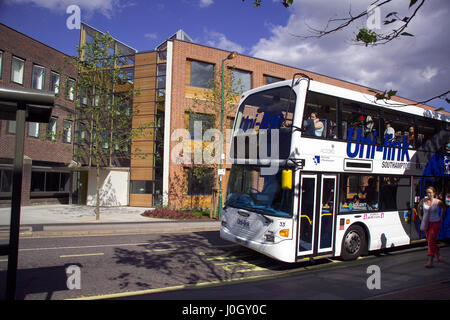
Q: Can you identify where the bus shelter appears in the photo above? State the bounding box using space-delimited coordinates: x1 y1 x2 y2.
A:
0 85 54 300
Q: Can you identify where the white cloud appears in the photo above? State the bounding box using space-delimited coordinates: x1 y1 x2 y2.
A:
421 66 438 82
250 0 450 106
203 29 245 53
5 0 135 19
144 32 158 40
199 0 213 8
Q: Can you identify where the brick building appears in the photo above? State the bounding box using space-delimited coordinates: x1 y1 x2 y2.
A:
0 23 77 206
0 22 441 211
126 30 439 210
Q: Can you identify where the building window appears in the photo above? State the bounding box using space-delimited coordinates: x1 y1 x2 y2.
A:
231 69 252 94
189 60 214 88
28 122 40 138
264 75 284 84
47 117 57 141
50 71 60 94
0 51 3 79
187 167 214 196
62 120 72 143
11 56 25 84
32 64 45 90
131 180 154 194
7 121 16 134
0 169 13 193
31 171 70 192
66 78 75 101
189 113 215 140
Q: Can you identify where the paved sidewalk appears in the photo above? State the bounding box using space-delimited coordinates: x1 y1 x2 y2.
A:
0 204 221 237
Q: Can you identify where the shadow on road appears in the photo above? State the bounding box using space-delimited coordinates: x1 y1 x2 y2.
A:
0 264 80 300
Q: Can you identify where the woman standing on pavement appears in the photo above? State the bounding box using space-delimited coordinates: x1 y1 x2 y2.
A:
418 186 446 268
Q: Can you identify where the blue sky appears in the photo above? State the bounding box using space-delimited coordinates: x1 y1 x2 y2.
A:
1 0 449 112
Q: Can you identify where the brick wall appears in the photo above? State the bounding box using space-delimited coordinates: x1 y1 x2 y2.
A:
0 23 77 205
0 23 76 165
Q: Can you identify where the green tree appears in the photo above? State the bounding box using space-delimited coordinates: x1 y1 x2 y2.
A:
66 32 151 220
188 66 243 218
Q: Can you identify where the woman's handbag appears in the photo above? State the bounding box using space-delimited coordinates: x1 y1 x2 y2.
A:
420 209 430 232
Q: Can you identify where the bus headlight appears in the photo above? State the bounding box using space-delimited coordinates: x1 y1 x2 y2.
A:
264 231 275 242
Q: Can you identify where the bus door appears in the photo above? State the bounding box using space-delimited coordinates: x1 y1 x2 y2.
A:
318 175 337 253
297 174 337 257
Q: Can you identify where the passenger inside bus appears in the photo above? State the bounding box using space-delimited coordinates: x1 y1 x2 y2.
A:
303 112 324 137
384 121 395 141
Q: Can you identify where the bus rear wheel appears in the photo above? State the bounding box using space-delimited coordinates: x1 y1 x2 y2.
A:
341 225 367 261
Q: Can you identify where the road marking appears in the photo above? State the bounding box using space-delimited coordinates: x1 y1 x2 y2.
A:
60 253 104 258
19 240 230 252
145 248 177 253
67 265 309 300
217 260 269 273
20 242 150 252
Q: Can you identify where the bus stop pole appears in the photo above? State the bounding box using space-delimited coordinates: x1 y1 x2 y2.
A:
6 104 26 300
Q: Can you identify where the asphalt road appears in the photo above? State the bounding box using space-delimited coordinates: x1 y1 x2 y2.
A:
1 230 449 301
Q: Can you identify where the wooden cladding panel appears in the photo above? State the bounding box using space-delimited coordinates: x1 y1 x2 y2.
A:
132 115 155 129
134 78 156 91
131 156 154 167
135 65 157 78
135 52 157 66
132 140 155 154
134 102 156 115
182 196 212 209
131 167 154 180
134 89 156 103
185 86 210 99
129 193 153 207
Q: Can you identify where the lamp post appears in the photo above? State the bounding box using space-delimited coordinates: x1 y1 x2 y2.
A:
218 51 237 219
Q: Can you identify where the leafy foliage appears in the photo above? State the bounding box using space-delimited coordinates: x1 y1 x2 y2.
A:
141 208 212 220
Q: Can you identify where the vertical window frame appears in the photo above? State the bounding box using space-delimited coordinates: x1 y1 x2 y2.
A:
11 56 25 85
32 64 46 90
27 122 40 138
46 117 58 141
62 119 73 143
66 78 76 101
50 71 60 95
0 50 3 79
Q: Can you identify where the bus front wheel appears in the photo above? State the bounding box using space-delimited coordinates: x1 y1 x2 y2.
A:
341 225 367 261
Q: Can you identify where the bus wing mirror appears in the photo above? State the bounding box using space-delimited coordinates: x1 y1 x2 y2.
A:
281 170 293 190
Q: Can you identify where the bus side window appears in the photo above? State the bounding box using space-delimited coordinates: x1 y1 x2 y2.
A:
304 91 338 140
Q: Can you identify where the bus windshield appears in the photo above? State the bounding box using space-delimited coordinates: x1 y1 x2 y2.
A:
234 85 295 133
232 85 296 160
225 165 293 218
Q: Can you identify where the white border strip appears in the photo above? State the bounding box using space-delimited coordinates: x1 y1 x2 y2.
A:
162 41 173 206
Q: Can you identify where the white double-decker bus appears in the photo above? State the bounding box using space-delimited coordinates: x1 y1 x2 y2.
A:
220 74 450 263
